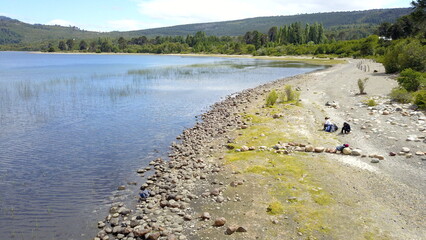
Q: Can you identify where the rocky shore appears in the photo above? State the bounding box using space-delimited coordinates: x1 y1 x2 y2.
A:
93 68 297 240
94 59 426 240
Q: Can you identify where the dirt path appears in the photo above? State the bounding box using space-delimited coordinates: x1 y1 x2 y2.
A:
185 59 426 240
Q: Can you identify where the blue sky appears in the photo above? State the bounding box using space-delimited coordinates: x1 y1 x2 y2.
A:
0 0 412 32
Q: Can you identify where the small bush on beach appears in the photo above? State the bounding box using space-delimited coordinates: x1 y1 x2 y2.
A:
366 98 377 106
267 201 284 215
397 68 426 92
280 85 300 103
266 90 279 106
357 78 368 95
413 90 426 109
389 87 412 103
285 85 300 102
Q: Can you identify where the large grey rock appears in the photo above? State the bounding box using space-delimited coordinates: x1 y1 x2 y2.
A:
351 149 362 156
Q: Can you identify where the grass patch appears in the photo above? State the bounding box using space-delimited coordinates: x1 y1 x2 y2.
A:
267 201 284 215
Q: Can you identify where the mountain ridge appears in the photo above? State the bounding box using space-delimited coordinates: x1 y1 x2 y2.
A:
0 7 412 44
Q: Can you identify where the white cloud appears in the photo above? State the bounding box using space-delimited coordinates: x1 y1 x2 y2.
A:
47 19 75 27
136 0 403 26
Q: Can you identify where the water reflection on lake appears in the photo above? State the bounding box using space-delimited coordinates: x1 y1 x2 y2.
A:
0 52 324 239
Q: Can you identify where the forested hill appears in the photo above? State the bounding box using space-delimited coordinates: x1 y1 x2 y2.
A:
127 8 412 37
0 16 106 44
0 8 411 45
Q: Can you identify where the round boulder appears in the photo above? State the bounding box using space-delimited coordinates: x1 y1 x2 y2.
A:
351 149 362 156
342 148 352 155
305 145 314 152
314 147 325 153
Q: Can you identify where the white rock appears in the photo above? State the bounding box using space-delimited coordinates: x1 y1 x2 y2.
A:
402 147 411 153
240 146 249 151
342 148 352 155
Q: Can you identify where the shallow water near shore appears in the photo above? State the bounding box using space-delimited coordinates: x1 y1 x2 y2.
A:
0 52 324 239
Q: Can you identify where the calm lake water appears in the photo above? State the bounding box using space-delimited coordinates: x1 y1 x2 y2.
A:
0 52 324 239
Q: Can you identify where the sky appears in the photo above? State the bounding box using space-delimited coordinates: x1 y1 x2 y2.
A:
0 0 412 32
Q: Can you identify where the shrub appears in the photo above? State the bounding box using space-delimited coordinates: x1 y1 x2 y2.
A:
357 78 368 94
366 98 377 106
383 39 426 73
389 87 412 103
266 201 284 215
280 85 300 102
266 90 278 106
413 90 426 109
397 68 426 92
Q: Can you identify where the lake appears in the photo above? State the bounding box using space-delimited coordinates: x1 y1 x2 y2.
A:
0 52 324 239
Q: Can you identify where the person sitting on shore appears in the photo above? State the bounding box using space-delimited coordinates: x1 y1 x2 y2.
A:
341 122 351 134
324 117 332 132
324 117 338 132
336 143 349 151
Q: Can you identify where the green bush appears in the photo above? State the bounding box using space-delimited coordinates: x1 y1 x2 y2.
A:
366 98 377 106
397 68 426 92
383 39 426 73
266 90 278 106
413 90 426 109
357 78 368 94
283 85 300 102
389 87 412 103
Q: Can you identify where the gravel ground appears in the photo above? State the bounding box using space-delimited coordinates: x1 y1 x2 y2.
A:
186 59 426 240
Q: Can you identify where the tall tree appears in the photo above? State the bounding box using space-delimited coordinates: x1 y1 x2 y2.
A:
58 40 67 51
79 40 88 50
66 39 74 50
268 26 278 43
118 37 127 50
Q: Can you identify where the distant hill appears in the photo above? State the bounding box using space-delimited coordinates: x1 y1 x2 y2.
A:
126 8 412 37
0 16 107 44
0 8 412 45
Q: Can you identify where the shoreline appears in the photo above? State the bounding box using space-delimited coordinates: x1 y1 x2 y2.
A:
25 51 346 65
93 66 333 240
94 57 426 240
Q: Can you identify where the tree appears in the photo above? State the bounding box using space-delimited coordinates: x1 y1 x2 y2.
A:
79 40 88 50
118 37 127 50
89 40 97 52
316 24 326 44
130 36 148 45
47 42 55 52
66 39 74 50
360 35 378 56
100 39 113 52
378 22 392 37
411 0 426 34
58 40 67 51
268 26 278 43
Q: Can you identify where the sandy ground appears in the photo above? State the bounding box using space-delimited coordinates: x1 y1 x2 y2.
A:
184 59 426 240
